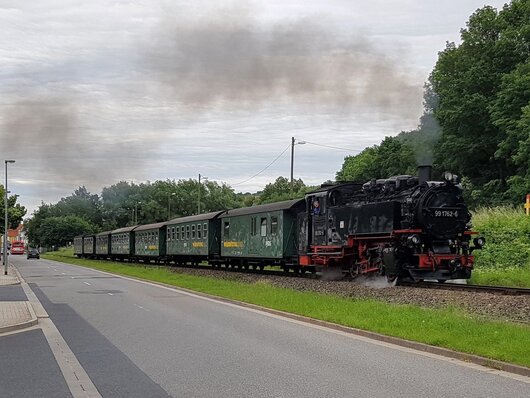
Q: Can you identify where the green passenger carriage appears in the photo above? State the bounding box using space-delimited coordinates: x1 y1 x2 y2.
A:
110 226 137 260
165 211 223 265
74 236 83 257
83 235 96 257
134 222 166 262
220 199 305 269
95 231 111 259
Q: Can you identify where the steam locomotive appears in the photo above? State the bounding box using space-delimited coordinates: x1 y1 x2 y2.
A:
299 165 483 281
75 166 483 283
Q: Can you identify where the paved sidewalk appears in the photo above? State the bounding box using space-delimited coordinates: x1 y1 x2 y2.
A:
0 265 38 334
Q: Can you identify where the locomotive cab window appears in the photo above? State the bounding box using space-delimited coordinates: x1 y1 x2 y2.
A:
260 217 267 237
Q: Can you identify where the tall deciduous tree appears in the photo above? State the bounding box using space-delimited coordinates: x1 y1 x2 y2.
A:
431 0 530 190
0 185 26 234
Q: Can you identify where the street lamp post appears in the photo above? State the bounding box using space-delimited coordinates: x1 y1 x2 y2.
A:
4 160 15 275
197 174 207 215
290 137 305 198
168 192 176 219
135 201 141 225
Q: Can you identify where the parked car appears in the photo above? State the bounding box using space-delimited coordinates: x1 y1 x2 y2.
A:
27 249 40 259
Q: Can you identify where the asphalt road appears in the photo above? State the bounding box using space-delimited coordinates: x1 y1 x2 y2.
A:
6 256 530 397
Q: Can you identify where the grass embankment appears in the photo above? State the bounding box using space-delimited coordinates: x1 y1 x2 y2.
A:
44 248 530 368
471 207 530 288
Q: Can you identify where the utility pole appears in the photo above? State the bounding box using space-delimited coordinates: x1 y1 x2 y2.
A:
135 201 141 225
290 138 305 199
198 174 208 215
168 192 175 219
290 137 295 199
198 174 201 215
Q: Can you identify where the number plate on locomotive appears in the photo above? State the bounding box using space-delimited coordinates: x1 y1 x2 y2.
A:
431 208 459 218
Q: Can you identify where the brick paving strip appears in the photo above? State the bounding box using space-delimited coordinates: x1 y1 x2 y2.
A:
0 266 38 334
0 301 38 334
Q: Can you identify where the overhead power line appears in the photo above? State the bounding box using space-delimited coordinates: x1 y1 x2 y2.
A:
232 144 291 186
301 140 363 153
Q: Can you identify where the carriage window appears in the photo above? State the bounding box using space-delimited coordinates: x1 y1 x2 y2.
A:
251 218 256 236
197 224 202 239
271 217 278 236
224 221 230 238
171 227 176 240
260 218 267 237
203 223 208 239
176 227 180 240
192 224 196 239
167 228 171 241
186 225 190 239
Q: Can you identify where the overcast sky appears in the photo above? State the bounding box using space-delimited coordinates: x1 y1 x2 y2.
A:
0 0 508 216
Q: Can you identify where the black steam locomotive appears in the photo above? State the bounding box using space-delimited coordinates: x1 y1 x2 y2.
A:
298 166 483 282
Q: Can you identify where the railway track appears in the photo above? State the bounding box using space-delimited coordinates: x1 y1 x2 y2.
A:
182 263 530 295
115 258 530 296
399 281 530 296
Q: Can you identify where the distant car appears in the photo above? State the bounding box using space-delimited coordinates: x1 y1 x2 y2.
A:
27 249 40 259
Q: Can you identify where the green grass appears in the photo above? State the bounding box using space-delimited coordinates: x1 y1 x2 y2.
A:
471 206 530 287
44 248 530 368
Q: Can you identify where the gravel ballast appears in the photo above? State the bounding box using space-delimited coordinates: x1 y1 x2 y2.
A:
167 266 530 324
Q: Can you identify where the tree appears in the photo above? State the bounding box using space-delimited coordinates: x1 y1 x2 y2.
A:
37 216 96 247
258 176 311 204
0 185 26 234
336 137 417 182
431 1 530 189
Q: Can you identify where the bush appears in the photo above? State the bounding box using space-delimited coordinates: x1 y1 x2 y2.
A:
472 207 530 270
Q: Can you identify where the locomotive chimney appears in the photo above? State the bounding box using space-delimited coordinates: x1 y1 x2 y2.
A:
418 165 432 184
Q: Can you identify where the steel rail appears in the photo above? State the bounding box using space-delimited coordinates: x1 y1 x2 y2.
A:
399 281 530 296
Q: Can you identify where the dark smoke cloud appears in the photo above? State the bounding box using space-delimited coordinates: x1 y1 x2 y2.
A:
143 8 422 117
1 92 160 190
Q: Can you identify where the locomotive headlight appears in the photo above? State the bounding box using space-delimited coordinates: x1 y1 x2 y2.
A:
443 171 454 182
408 234 421 245
473 237 486 248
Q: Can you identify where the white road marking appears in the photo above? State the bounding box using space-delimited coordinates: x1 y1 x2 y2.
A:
15 267 102 398
108 293 113 296
83 282 91 286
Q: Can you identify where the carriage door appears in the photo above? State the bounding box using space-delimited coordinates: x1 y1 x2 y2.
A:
311 195 328 246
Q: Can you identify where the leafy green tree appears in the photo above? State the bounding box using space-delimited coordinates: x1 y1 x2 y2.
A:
337 137 416 182
258 176 312 204
431 1 530 189
37 216 96 247
0 185 26 234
